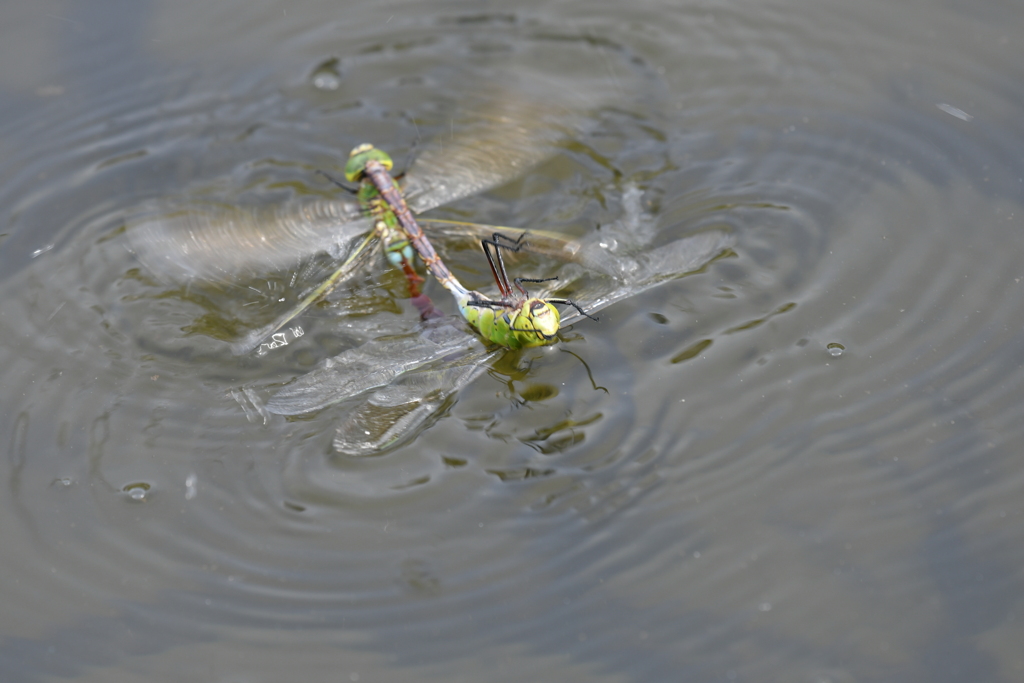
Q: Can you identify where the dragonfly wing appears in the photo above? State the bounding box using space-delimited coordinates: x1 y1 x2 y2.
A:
126 197 368 283
558 230 736 326
402 100 581 215
229 231 382 355
333 346 500 456
420 217 734 307
417 218 606 283
265 318 486 416
421 207 733 328
418 218 573 246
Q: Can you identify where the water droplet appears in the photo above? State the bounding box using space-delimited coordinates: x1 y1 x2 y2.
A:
185 473 197 500
123 482 151 502
312 72 340 90
826 342 845 357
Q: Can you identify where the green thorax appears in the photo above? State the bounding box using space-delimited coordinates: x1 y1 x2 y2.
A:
345 143 393 182
457 292 561 350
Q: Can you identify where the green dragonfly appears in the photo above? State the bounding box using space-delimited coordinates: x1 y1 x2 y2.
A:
255 185 734 454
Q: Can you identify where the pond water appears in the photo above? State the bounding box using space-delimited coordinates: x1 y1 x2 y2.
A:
2 0 1024 681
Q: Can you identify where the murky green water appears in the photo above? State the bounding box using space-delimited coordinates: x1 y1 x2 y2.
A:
3 1 1024 681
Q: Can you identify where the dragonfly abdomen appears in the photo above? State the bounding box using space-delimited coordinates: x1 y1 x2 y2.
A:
458 293 517 349
364 159 464 295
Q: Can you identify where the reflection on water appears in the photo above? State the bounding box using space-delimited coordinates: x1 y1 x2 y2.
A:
2 0 1024 681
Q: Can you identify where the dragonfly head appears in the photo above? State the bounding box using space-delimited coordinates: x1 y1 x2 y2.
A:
345 144 394 182
515 299 561 347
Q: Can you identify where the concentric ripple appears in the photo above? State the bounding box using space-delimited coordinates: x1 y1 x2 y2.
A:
1 0 1024 681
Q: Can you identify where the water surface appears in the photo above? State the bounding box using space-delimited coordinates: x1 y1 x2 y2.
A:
2 0 1024 681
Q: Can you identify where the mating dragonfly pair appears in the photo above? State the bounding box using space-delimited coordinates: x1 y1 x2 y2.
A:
129 118 733 453
300 143 597 354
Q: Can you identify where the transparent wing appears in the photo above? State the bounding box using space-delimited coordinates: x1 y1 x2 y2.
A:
423 184 736 326
532 185 736 324
125 197 368 283
265 318 487 416
556 231 736 326
419 217 736 321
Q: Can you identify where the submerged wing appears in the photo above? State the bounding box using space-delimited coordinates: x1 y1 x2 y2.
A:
332 345 501 456
265 317 487 416
125 197 368 283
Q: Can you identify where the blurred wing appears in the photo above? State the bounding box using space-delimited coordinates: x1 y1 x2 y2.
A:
402 100 582 215
418 218 597 274
125 197 368 283
419 218 569 244
265 318 486 416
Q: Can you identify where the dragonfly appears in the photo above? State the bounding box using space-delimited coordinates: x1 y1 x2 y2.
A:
255 185 735 455
125 100 581 355
340 142 596 350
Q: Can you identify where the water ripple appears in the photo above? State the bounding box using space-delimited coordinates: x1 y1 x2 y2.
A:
2 0 1024 680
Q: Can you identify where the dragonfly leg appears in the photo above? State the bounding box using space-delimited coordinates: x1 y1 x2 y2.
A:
315 169 359 194
410 293 444 320
466 294 506 309
488 231 529 250
484 232 557 296
481 234 516 299
399 257 425 298
546 297 599 321
508 323 550 341
512 275 558 297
